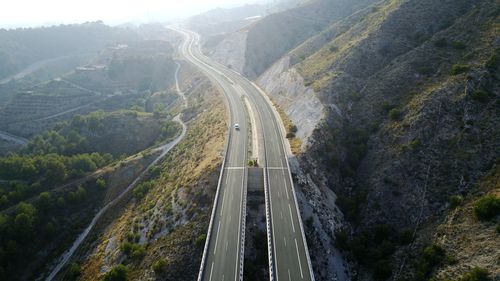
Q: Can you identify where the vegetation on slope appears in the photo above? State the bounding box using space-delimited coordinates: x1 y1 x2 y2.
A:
0 22 139 80
249 0 500 280
66 66 226 281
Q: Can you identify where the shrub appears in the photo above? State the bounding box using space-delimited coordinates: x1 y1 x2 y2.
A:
120 242 145 260
388 108 402 121
416 66 434 76
471 90 490 102
66 262 81 280
459 267 491 281
413 244 446 281
451 41 466 50
126 232 140 243
350 92 362 101
474 195 500 221
382 101 395 112
152 258 167 274
451 64 470 75
96 178 106 189
422 244 446 264
102 264 127 281
486 53 498 70
448 195 464 209
288 124 298 133
195 234 206 248
132 181 153 199
329 45 339 52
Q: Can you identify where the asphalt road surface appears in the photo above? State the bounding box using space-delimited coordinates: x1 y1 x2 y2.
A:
172 26 314 281
172 27 249 281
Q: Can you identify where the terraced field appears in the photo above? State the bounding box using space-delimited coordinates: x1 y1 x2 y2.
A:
0 89 97 126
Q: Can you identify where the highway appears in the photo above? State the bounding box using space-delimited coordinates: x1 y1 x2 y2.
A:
172 26 314 281
172 27 249 281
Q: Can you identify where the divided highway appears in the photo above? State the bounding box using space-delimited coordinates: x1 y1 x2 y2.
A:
171 26 314 281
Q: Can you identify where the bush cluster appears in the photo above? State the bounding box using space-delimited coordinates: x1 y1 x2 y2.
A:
474 194 500 221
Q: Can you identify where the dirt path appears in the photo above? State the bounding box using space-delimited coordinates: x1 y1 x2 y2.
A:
44 63 189 281
0 130 28 145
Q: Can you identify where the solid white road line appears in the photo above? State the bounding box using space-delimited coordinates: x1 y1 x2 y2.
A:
295 239 304 279
284 236 287 247
288 204 296 233
288 269 292 281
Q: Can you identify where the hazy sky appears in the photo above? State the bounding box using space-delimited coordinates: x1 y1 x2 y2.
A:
0 0 264 28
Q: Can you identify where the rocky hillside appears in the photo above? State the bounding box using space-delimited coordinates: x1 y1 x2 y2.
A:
215 0 500 280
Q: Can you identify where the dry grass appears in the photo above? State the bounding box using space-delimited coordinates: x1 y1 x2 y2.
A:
433 166 500 280
76 74 227 280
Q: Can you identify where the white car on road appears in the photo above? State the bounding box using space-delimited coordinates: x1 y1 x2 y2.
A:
234 123 240 130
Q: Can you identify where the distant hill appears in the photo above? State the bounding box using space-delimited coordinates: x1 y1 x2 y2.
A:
0 22 140 80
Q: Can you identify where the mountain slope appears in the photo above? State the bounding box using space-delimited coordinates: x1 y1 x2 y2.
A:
0 22 139 81
250 0 499 280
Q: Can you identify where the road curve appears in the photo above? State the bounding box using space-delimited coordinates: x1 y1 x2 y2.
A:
172 26 315 281
171 26 249 281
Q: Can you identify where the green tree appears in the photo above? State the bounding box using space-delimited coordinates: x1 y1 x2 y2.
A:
14 213 35 241
40 155 67 183
44 222 56 238
57 196 66 208
37 192 52 211
96 178 106 189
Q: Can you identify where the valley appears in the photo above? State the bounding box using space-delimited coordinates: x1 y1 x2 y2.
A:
0 1 498 281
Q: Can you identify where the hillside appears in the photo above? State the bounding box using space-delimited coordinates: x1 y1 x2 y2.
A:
0 39 177 144
54 63 227 281
228 0 500 280
0 22 139 81
25 110 180 157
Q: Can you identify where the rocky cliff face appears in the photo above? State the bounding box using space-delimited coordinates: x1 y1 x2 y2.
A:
225 0 500 280
204 30 249 74
257 56 324 145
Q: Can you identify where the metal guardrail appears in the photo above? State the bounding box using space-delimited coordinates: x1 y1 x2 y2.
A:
196 115 232 281
195 72 234 281
263 163 276 281
239 167 248 280
254 97 275 281
256 82 315 281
